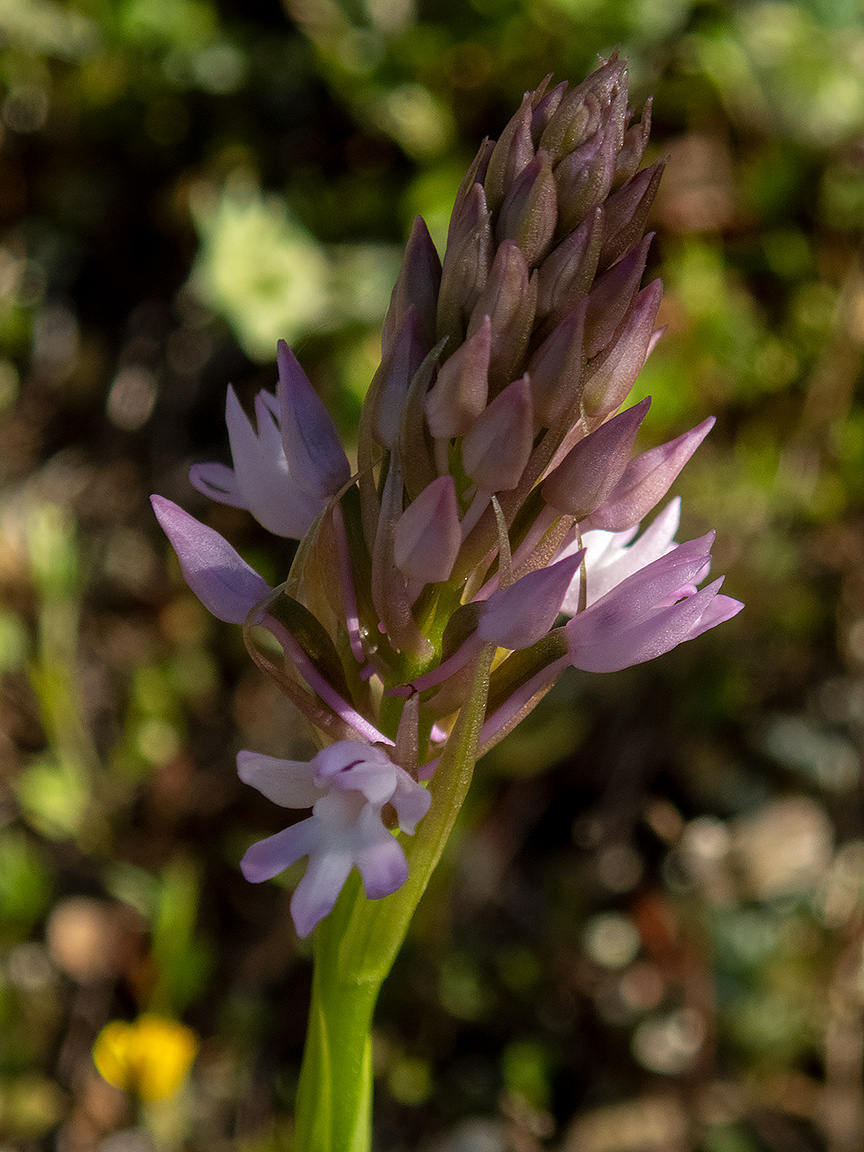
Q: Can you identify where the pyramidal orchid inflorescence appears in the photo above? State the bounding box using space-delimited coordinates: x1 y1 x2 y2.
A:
153 57 742 939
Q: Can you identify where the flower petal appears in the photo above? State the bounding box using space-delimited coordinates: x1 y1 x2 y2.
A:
313 742 398 805
354 827 409 901
560 497 682 613
226 386 323 538
277 341 351 500
236 751 323 808
151 495 271 623
567 575 734 672
240 817 322 883
391 770 431 835
188 461 245 508
290 846 354 938
685 590 744 639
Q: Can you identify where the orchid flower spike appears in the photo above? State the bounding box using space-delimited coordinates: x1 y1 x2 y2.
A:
152 57 742 941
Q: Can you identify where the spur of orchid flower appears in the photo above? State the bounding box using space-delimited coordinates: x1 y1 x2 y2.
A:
153 55 742 941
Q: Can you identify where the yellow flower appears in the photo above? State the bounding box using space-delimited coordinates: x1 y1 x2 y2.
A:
92 1014 199 1101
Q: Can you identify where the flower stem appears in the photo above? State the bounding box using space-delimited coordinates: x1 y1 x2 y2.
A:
294 883 377 1152
292 645 495 1151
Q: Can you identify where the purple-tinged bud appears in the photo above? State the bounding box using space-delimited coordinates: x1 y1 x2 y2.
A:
599 160 665 270
554 126 618 237
527 300 586 428
538 90 592 162
425 315 490 438
371 454 432 658
366 308 425 448
542 397 650 519
531 80 568 147
151 496 271 624
381 216 442 358
478 550 585 650
539 57 627 161
448 139 495 246
614 97 652 189
484 92 535 215
536 207 603 323
467 241 537 392
276 341 351 500
583 232 652 357
582 280 662 418
399 337 447 501
393 476 461 587
463 374 533 492
496 150 557 268
437 182 493 349
586 417 715 532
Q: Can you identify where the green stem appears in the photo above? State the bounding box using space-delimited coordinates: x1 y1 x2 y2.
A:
292 645 495 1152
294 881 377 1152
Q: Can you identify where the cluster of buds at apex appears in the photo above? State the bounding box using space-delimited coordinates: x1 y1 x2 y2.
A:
153 56 742 937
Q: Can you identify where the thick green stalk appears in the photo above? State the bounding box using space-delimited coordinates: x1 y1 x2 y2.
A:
294 882 376 1152
292 645 495 1152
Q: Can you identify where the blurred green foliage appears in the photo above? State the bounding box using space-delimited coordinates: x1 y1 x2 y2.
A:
0 0 864 1149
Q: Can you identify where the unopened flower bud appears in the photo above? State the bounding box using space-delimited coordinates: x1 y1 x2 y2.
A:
484 92 535 215
536 206 603 323
467 241 537 392
437 182 492 349
539 56 626 162
425 315 490 438
381 216 442 358
463 374 533 492
496 149 557 268
531 80 568 147
448 139 495 244
554 125 619 236
366 309 425 448
479 551 585 649
613 97 652 188
276 341 351 500
587 417 715 532
527 300 586 428
393 476 461 587
582 280 662 418
542 397 650 519
599 160 665 270
151 496 272 624
583 232 652 357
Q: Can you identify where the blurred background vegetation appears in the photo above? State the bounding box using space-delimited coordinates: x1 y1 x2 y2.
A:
0 0 863 1149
